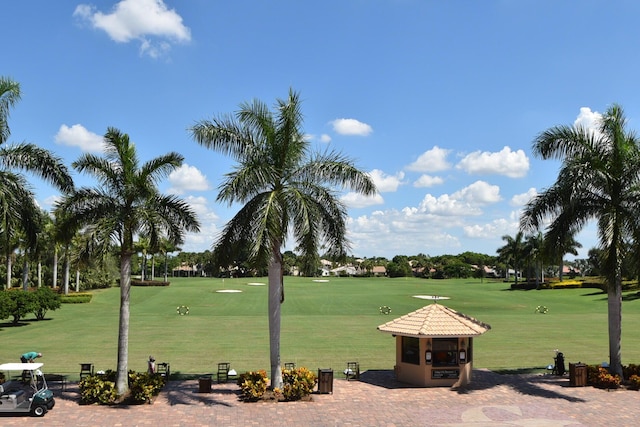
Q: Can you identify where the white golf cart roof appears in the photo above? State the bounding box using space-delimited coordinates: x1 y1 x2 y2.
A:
0 363 44 371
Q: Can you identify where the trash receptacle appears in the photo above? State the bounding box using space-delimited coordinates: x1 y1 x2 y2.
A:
199 375 212 393
569 363 587 387
317 368 333 394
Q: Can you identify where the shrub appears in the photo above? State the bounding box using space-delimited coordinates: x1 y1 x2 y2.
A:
628 375 640 391
128 371 166 403
78 369 166 404
79 372 118 405
60 293 93 304
32 287 62 320
282 367 317 401
131 280 170 287
5 290 37 324
237 370 268 401
591 367 621 390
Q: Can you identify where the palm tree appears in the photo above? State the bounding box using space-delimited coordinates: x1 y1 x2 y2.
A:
190 89 376 388
56 127 200 396
544 233 581 282
0 76 73 289
520 104 640 378
497 231 525 284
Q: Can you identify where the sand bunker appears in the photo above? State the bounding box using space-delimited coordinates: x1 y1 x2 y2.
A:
412 295 450 300
246 282 266 286
312 279 330 282
216 289 242 293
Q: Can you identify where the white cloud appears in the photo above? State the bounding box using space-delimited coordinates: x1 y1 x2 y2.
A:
463 218 517 239
574 107 602 131
304 133 332 143
54 124 104 153
330 118 373 136
167 164 211 194
179 195 219 253
341 192 384 209
413 174 444 188
510 187 537 207
368 169 404 192
456 146 529 178
417 194 482 216
406 146 451 172
451 180 501 205
74 0 190 58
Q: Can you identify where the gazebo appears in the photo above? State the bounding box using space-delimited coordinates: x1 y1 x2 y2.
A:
377 303 491 387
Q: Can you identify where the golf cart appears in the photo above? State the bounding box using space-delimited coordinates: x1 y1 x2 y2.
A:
0 363 55 417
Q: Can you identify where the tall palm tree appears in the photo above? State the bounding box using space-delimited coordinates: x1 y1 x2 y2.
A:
497 231 525 284
56 127 200 396
190 89 376 388
521 104 640 377
0 76 73 289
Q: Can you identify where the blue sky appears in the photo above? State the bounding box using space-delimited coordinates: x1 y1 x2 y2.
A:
4 0 640 260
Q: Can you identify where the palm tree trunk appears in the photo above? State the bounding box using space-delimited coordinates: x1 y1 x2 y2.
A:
52 248 58 289
37 261 42 288
75 269 80 292
116 252 132 396
6 255 11 289
268 247 283 389
608 276 623 378
63 254 70 296
22 257 29 291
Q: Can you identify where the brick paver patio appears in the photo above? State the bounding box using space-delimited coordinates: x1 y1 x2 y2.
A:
1 369 637 426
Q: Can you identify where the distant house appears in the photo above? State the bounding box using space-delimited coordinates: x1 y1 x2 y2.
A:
372 266 387 277
330 265 358 276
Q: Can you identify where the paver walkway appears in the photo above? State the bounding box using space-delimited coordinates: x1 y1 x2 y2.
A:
1 369 637 426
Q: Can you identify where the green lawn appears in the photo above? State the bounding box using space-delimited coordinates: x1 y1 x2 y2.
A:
2 276 640 379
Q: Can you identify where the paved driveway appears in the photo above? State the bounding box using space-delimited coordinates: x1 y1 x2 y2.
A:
0 369 636 426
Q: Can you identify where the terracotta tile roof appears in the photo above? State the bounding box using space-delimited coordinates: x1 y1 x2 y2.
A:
377 303 491 338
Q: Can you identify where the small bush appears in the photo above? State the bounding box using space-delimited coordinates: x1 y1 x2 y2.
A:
237 370 268 401
131 280 170 287
628 375 640 390
60 293 93 304
282 367 317 401
79 372 118 405
128 371 166 403
591 367 621 390
78 369 166 404
32 287 62 320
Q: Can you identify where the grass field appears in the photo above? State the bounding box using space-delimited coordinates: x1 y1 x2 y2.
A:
2 276 640 379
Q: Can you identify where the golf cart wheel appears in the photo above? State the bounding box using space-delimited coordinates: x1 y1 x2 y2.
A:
47 398 56 409
32 405 47 417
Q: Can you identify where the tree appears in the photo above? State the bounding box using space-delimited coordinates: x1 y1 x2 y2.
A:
0 77 74 289
32 286 61 320
190 89 376 388
497 231 525 284
520 104 640 378
56 127 200 396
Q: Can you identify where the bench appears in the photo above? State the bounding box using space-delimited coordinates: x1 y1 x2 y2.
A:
44 374 68 391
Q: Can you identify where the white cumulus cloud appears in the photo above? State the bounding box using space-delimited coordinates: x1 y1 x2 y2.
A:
341 192 384 209
330 118 373 136
74 0 191 58
54 124 104 153
368 169 404 192
451 180 501 205
413 174 444 188
406 146 452 172
456 146 529 178
168 164 211 194
510 187 537 207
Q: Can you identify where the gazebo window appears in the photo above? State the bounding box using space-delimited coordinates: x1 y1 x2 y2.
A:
432 338 458 367
401 336 420 365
